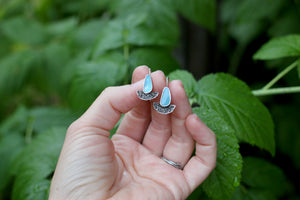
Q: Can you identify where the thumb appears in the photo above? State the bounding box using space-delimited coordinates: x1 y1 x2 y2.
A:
68 80 144 137
50 81 144 199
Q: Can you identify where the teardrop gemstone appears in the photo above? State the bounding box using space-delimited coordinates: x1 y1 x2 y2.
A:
143 75 153 94
160 87 171 107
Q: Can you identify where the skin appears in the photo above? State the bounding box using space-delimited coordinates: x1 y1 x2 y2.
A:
49 66 217 200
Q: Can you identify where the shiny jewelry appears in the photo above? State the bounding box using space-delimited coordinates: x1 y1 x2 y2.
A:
137 68 159 100
153 77 176 114
160 157 182 170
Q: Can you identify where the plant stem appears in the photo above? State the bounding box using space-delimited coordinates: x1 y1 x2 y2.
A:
123 44 130 60
252 86 300 96
262 60 298 90
228 44 246 75
25 117 34 144
123 44 130 84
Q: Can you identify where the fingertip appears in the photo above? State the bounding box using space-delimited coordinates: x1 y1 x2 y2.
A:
151 70 166 101
152 70 166 81
170 79 184 87
169 80 192 118
135 65 149 71
186 113 215 141
169 80 188 99
187 113 201 124
186 114 199 131
132 65 149 83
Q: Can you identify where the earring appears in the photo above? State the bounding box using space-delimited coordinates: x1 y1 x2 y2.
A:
153 77 176 114
137 68 159 100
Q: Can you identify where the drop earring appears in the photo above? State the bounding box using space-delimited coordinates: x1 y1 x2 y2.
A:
153 77 176 114
136 68 159 100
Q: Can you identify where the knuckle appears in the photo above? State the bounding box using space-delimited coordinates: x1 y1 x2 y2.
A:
67 119 80 134
101 86 115 96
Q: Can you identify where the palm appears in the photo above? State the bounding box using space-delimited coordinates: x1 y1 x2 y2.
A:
108 134 190 200
49 66 216 200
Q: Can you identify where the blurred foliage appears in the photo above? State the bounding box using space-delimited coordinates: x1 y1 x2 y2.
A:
0 0 300 200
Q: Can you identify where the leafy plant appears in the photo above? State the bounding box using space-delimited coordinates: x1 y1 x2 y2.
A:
0 0 300 200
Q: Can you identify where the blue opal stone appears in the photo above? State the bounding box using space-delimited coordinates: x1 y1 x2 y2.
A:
143 75 153 94
160 87 171 107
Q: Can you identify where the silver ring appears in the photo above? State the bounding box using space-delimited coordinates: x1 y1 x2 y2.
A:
160 157 183 170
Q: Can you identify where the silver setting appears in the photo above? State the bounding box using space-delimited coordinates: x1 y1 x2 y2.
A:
153 102 176 114
137 68 159 101
153 77 176 114
137 90 159 100
161 157 182 170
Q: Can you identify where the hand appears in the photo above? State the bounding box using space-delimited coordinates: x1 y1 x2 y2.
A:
49 66 217 200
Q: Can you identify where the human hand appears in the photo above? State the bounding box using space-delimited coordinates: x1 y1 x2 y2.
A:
49 66 217 200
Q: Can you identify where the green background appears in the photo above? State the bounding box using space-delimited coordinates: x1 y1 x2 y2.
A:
0 0 300 199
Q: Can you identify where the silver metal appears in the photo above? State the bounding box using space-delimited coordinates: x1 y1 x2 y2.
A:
153 102 176 114
166 77 169 87
137 90 159 100
137 68 159 101
153 77 176 114
161 157 182 170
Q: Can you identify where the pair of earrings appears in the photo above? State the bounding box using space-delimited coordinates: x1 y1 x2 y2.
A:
136 69 176 114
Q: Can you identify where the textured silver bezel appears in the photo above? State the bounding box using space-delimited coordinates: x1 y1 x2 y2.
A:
137 91 159 100
153 102 176 114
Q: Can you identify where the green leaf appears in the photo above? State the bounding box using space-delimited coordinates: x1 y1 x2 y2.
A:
60 49 91 90
220 0 264 45
109 114 124 138
0 106 73 197
268 9 300 37
109 0 177 26
63 0 109 15
229 22 265 45
253 34 300 60
0 31 12 59
91 13 149 57
168 70 197 99
91 19 124 57
187 187 208 200
69 52 128 111
197 73 275 155
93 0 179 58
0 16 47 45
223 0 284 45
231 186 276 200
220 0 239 23
10 127 66 200
242 157 288 197
71 19 106 49
0 106 76 137
0 133 25 195
0 50 37 97
272 104 300 169
29 107 77 134
129 47 180 75
46 17 78 37
176 0 216 32
298 58 300 79
0 105 28 136
235 0 284 24
32 43 71 94
194 107 242 200
231 157 289 200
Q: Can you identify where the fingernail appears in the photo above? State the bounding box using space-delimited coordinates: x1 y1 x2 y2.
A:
191 113 200 122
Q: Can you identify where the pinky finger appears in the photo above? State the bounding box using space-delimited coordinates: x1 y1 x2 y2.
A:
183 114 217 191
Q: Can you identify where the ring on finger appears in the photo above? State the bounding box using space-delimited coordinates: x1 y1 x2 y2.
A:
160 156 183 170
